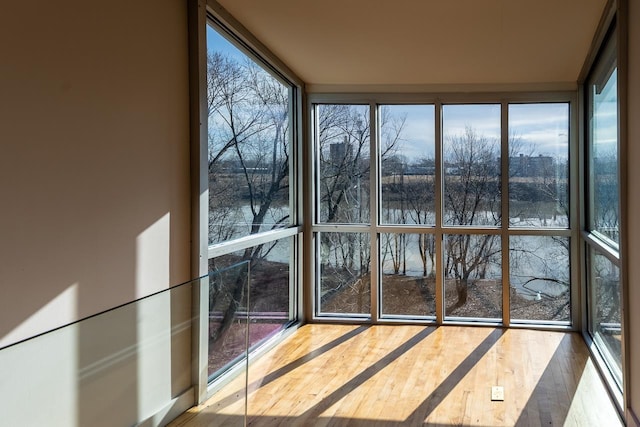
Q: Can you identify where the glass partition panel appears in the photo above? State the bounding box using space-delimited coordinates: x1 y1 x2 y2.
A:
380 105 435 226
0 279 196 427
510 236 570 322
317 104 371 224
508 103 569 228
208 260 250 378
247 237 294 347
208 237 294 379
444 234 502 320
588 248 622 386
380 233 436 318
443 104 501 227
318 232 371 316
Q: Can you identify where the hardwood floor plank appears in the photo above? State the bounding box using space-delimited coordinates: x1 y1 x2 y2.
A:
169 325 623 427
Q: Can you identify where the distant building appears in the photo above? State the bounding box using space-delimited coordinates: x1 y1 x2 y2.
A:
330 138 353 164
510 154 553 177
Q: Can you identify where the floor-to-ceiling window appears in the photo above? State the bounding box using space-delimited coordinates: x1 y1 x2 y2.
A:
584 28 623 393
508 103 571 323
205 19 301 382
315 104 371 316
311 98 575 326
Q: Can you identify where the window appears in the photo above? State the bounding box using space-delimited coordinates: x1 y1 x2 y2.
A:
380 105 435 226
315 104 371 316
317 104 371 224
442 104 502 321
379 105 436 318
318 231 370 315
312 99 574 325
207 30 293 245
443 104 501 227
205 22 299 381
584 30 623 390
508 103 571 323
508 104 569 228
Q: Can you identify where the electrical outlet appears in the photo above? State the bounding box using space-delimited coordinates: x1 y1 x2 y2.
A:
491 386 504 401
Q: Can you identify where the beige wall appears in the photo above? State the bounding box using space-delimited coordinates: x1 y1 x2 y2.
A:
0 0 191 347
0 1 193 424
626 0 640 424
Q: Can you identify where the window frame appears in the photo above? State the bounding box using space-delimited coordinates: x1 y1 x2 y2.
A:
309 93 579 328
581 21 625 408
191 1 305 403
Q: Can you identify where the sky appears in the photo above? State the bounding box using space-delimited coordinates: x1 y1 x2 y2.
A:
207 24 247 62
593 69 618 153
382 103 570 161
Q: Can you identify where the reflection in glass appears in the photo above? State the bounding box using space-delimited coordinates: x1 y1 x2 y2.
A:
590 68 619 245
208 238 293 379
318 232 370 315
207 27 292 245
444 234 501 319
508 104 569 228
589 249 622 385
208 260 249 378
380 105 435 226
380 233 436 318
510 236 570 322
443 105 501 226
317 105 370 224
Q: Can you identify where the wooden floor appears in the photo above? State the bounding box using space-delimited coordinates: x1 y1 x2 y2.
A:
170 325 623 426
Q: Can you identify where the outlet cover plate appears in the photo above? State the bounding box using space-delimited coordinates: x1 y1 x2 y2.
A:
491 386 504 401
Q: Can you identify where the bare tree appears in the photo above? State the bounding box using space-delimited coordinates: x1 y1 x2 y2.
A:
317 106 406 312
318 104 371 224
208 52 290 243
442 127 501 308
207 50 291 340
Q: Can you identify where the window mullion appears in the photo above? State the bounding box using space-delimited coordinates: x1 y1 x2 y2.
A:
370 102 379 322
435 100 444 324
501 101 510 326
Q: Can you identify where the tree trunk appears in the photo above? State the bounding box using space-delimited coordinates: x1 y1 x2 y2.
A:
455 278 468 308
210 270 248 341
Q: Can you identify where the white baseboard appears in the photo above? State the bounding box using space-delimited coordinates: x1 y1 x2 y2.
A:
137 387 195 427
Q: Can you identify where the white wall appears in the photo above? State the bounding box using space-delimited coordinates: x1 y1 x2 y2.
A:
626 0 640 424
0 0 193 424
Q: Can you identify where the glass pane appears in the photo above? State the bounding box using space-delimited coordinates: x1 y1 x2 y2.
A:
380 105 435 225
247 237 294 341
508 104 569 228
443 104 501 226
0 279 196 427
380 233 436 318
208 238 293 378
510 236 570 322
317 105 371 224
318 232 370 315
207 26 292 245
444 234 502 319
588 248 622 385
208 259 249 378
590 68 619 245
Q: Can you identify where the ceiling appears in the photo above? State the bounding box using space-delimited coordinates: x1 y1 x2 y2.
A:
216 0 607 90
